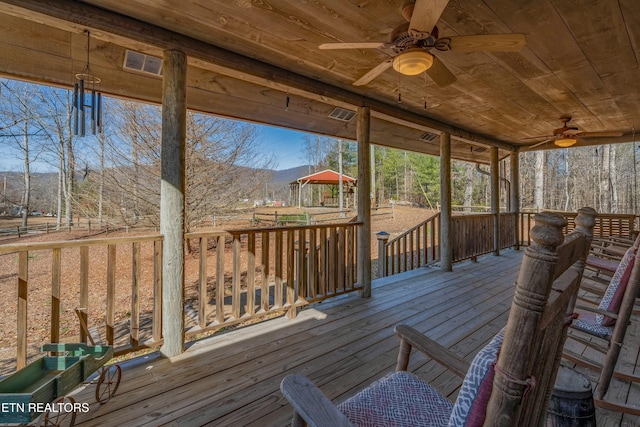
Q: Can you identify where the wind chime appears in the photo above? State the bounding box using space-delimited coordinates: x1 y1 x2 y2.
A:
73 30 102 136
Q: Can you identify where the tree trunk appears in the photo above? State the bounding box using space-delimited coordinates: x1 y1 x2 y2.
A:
609 145 618 213
601 145 610 212
464 162 473 212
534 150 544 210
21 121 30 228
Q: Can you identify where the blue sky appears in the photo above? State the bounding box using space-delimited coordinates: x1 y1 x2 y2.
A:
0 123 312 172
259 125 311 170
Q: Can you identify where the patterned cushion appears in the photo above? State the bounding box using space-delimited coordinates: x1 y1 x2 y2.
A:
448 328 505 427
572 316 613 339
337 370 453 427
597 246 636 326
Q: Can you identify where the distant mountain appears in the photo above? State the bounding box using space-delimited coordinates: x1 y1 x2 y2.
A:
271 165 312 184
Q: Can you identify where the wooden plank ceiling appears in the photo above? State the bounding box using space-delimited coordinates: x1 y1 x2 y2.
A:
0 0 638 164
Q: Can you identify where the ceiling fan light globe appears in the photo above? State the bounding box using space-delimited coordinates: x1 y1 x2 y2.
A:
392 49 434 75
554 137 577 148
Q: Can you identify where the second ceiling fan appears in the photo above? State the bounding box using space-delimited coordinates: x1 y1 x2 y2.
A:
320 0 526 87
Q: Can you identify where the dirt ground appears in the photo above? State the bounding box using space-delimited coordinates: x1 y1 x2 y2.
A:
0 205 433 374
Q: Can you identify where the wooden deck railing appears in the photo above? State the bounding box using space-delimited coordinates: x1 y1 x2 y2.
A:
377 212 440 277
0 235 163 372
1 221 362 373
184 222 360 338
518 211 639 245
378 212 519 277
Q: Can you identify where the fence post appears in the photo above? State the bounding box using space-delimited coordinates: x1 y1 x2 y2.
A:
376 231 390 277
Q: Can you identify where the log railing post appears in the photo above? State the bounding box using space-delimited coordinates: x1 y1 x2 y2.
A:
440 132 452 271
160 48 187 357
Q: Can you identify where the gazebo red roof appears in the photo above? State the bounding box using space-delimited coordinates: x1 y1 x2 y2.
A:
291 169 356 185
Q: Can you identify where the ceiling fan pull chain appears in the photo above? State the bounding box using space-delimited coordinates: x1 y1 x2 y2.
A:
424 73 428 109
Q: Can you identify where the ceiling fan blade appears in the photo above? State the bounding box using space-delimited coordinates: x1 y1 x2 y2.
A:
352 59 393 86
528 139 553 149
409 0 449 38
575 131 624 138
521 134 553 140
448 34 526 52
425 56 456 87
319 42 387 50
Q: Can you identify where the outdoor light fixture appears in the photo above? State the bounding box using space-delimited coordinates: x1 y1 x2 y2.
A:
554 137 577 147
73 30 102 136
392 49 434 75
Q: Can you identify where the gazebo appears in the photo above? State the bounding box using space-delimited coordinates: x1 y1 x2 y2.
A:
289 169 356 208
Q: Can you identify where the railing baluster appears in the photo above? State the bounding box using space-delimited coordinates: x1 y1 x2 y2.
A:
131 242 140 347
247 232 256 316
328 227 337 294
232 234 241 319
261 231 270 312
308 228 317 297
216 236 225 324
106 244 116 345
51 248 61 343
198 237 207 328
17 251 28 370
286 229 296 318
79 246 89 343
319 227 327 297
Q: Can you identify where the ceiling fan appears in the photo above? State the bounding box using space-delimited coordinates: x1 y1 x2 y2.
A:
526 116 623 149
319 0 526 87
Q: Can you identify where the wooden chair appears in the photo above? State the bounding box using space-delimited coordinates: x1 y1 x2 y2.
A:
585 235 638 282
563 239 640 415
280 208 596 427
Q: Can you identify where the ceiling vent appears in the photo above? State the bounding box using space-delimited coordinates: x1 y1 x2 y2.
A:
419 132 439 142
328 107 356 122
473 146 488 153
123 50 163 76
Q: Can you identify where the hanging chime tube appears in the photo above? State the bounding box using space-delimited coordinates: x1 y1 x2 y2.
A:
79 78 85 137
97 92 102 130
91 88 96 134
73 82 79 136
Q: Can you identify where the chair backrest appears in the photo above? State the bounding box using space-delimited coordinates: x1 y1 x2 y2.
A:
596 246 640 400
484 207 596 426
596 235 640 325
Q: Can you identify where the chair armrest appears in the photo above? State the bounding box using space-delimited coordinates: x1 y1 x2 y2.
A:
575 304 618 320
394 324 470 378
280 374 354 427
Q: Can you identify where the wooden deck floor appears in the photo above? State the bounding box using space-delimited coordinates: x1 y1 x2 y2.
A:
68 249 640 426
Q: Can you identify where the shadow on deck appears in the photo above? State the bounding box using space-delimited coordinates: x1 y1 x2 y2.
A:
69 249 638 426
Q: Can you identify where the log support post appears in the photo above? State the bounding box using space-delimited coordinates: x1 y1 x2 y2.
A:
440 132 452 271
357 106 372 297
160 49 187 358
510 151 520 250
491 147 500 255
